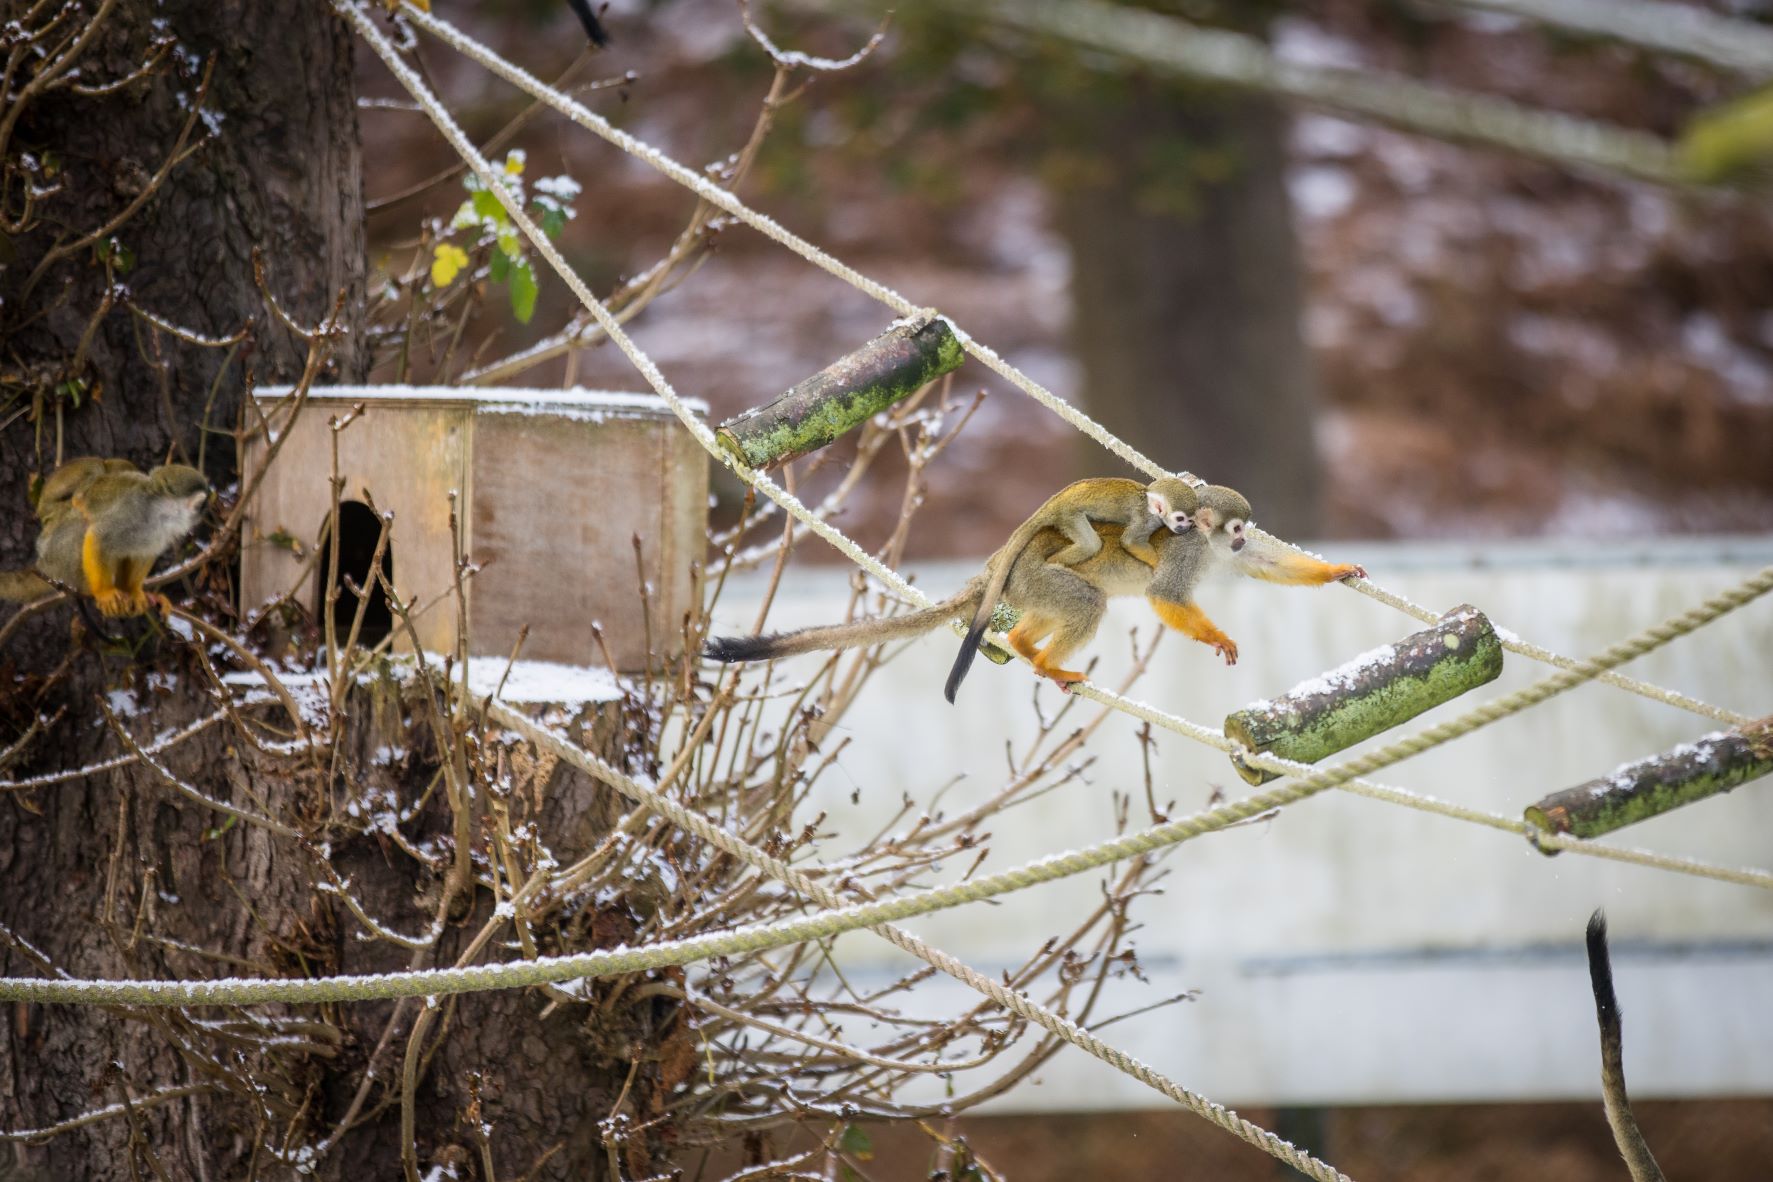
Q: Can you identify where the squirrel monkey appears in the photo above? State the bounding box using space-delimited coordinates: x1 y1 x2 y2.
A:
0 459 209 617
0 457 131 604
994 483 1363 686
706 482 1364 693
945 475 1199 702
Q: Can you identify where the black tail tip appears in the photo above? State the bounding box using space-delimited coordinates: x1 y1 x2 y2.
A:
944 623 988 704
1586 908 1618 1019
567 0 611 46
704 634 773 663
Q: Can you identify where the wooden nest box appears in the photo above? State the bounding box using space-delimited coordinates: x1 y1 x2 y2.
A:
241 386 708 672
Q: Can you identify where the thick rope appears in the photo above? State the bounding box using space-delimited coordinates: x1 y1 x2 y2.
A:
389 0 1746 731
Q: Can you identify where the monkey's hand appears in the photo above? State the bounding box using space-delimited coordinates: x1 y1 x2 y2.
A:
1148 598 1238 665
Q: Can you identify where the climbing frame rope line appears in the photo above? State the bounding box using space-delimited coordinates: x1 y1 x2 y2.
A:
390 0 1749 730
5 562 1761 1009
5 558 1766 1182
343 0 1773 903
344 0 1771 920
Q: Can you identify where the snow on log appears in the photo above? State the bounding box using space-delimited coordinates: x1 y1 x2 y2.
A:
1525 719 1773 851
716 315 964 470
1223 604 1504 786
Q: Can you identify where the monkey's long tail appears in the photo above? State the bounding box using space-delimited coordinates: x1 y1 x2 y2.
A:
1586 911 1667 1182
704 579 984 664
0 569 52 603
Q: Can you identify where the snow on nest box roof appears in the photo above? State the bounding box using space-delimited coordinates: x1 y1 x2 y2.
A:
222 657 626 706
253 384 709 419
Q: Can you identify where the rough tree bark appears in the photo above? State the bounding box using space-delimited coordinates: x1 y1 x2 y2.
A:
1048 72 1326 535
0 3 367 1177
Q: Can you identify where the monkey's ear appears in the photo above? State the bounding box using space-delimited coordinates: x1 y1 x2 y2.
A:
1147 492 1166 517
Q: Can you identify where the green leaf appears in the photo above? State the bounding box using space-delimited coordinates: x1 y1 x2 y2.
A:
508 259 538 324
488 249 510 283
496 225 524 260
95 237 135 273
472 188 506 225
837 1124 873 1161
539 206 566 239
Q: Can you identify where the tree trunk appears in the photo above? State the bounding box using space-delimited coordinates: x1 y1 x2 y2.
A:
1050 76 1325 535
0 6 657 1178
0 2 367 1177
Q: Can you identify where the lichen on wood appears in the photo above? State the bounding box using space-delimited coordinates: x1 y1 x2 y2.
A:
716 315 964 470
1525 718 1773 851
1223 604 1504 785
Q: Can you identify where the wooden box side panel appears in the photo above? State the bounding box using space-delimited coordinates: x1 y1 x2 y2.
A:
468 412 706 669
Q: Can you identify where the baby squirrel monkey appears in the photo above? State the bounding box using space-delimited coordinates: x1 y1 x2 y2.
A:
0 457 209 617
706 482 1364 696
945 475 1199 703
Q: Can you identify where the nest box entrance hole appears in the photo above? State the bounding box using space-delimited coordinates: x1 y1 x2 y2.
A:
317 500 393 648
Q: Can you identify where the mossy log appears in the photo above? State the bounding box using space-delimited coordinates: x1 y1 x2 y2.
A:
1223 604 1504 786
1525 720 1773 851
716 315 964 470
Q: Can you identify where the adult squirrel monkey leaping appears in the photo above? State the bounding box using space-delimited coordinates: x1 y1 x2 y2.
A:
0 457 210 617
705 480 1364 697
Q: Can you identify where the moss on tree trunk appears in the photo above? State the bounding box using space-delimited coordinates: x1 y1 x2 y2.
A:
1525 720 1773 849
1224 605 1504 785
716 315 963 470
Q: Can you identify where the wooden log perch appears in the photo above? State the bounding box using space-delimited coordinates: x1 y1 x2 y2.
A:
716 315 964 470
1223 604 1504 786
1525 719 1773 852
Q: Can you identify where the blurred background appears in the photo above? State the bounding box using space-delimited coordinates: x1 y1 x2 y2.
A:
357 1 1772 1175
360 0 1773 550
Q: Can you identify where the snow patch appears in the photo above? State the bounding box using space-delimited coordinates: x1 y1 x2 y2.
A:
253 384 709 418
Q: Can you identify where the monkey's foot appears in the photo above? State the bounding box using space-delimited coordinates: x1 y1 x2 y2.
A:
93 589 141 617
148 592 175 618
1333 564 1367 581
1038 667 1088 693
1212 638 1239 666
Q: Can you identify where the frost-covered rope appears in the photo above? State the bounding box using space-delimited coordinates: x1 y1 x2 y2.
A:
1238 745 1773 890
6 569 1758 1009
1336 569 1750 726
387 1 1745 731
487 703 1351 1182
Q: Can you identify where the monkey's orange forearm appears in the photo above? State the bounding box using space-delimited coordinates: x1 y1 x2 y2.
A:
1148 598 1238 665
82 529 143 616
1237 542 1365 587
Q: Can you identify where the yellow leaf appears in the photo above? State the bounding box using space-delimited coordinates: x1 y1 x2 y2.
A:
504 149 527 177
430 243 469 287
